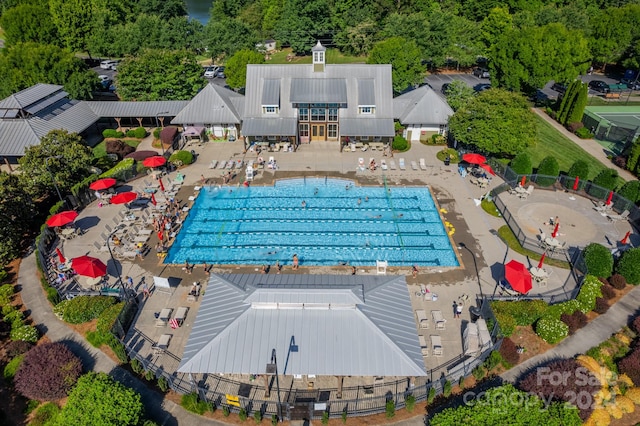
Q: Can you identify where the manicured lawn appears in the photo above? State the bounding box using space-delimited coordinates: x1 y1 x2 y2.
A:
525 114 609 180
497 226 569 269
267 48 366 65
93 139 141 158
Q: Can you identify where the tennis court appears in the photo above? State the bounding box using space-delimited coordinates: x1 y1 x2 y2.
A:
583 106 640 154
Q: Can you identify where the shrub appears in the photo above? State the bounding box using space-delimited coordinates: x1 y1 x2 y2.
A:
239 407 248 421
443 380 452 397
473 365 486 381
157 376 169 392
613 155 627 169
617 180 640 204
518 359 598 421
3 353 24 381
510 152 533 175
536 317 569 343
543 299 580 320
181 393 210 415
4 340 33 358
102 129 125 138
1 302 15 316
567 159 590 183
0 318 10 339
609 273 626 289
560 311 587 334
430 134 446 144
4 309 24 327
536 156 560 187
341 409 347 424
405 394 416 412
576 275 603 313
582 244 614 278
632 316 640 334
14 342 82 400
616 248 640 284
10 324 38 342
588 168 619 199
30 402 60 426
601 284 616 300
56 295 116 324
495 312 516 337
125 127 147 139
392 135 408 151
100 158 135 179
144 369 154 381
499 338 520 366
130 358 143 374
575 127 594 139
153 128 161 139
619 347 640 387
105 139 135 159
492 300 548 326
484 350 503 370
321 411 328 424
168 150 193 166
223 406 230 417
0 283 14 299
385 400 395 418
567 121 584 133
427 387 436 404
594 297 609 314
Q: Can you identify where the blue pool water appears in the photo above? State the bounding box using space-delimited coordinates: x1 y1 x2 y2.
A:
165 178 459 267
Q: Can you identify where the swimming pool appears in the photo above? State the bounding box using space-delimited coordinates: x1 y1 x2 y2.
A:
165 178 459 267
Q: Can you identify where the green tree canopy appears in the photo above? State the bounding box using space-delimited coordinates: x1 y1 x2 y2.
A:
616 248 640 284
0 172 35 267
567 159 590 180
617 180 640 204
275 0 331 54
367 36 424 93
491 23 590 93
510 152 533 175
448 89 536 156
54 372 143 426
225 49 265 89
443 80 475 111
589 7 634 71
135 0 186 20
116 49 205 101
0 4 58 46
48 0 93 52
18 130 93 199
204 17 259 61
536 155 560 187
480 6 513 50
582 242 614 278
0 42 97 99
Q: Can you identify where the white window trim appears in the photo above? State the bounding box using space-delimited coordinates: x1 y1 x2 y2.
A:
267 135 277 140
328 123 338 138
262 105 279 114
358 106 375 114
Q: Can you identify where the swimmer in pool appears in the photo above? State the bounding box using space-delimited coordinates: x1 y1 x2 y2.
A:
301 200 306 208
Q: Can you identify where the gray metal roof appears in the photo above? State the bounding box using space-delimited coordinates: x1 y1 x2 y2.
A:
171 83 243 125
311 40 326 52
358 79 375 106
290 79 347 104
340 118 394 136
241 117 297 136
393 85 454 126
261 79 280 106
0 120 41 156
178 274 427 377
84 100 189 118
0 83 62 109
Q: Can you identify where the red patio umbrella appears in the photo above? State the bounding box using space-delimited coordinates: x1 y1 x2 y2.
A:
462 153 486 164
71 255 107 278
89 178 116 191
552 222 560 238
605 191 614 206
621 231 631 245
143 156 166 168
573 176 580 191
55 247 66 264
110 192 137 205
520 176 526 187
504 260 533 294
537 252 546 269
479 163 496 176
151 193 157 206
158 178 165 192
46 211 78 227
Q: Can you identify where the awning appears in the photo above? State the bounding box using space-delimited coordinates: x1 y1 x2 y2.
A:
242 118 297 136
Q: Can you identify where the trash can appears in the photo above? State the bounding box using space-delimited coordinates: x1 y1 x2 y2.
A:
469 306 481 322
444 155 451 166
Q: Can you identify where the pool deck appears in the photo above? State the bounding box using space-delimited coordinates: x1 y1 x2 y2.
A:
54 137 627 395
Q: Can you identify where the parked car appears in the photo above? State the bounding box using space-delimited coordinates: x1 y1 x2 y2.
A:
216 66 226 78
620 78 640 90
203 66 218 78
472 67 490 78
588 80 610 93
551 82 568 94
100 60 118 70
474 83 491 92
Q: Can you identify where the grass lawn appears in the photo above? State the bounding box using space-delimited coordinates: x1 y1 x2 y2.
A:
526 114 610 180
93 139 141 158
267 48 366 65
497 226 569 269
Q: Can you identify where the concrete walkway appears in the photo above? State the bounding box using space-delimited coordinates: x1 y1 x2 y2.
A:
502 284 640 383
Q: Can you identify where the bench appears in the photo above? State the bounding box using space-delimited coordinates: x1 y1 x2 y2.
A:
605 92 621 99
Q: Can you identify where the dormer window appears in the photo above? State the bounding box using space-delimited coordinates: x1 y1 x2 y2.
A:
358 106 375 114
262 106 279 114
313 51 324 64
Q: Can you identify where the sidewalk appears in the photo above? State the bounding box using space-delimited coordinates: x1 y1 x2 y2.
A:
532 108 636 182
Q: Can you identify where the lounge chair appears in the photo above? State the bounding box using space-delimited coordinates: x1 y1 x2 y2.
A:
208 160 218 169
415 309 428 329
153 334 171 353
217 160 227 169
607 209 630 222
389 160 397 170
380 159 388 170
225 160 234 169
431 335 443 356
358 158 365 171
411 160 418 170
419 158 427 170
399 158 406 170
419 335 428 356
432 310 446 330
376 260 387 274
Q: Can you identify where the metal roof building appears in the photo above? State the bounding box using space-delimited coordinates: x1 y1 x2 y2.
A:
393 85 454 126
178 274 427 378
170 83 244 126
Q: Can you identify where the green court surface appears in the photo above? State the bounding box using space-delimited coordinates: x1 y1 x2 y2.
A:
583 106 640 154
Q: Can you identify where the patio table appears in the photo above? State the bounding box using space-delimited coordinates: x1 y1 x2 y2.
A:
529 267 548 280
545 237 561 249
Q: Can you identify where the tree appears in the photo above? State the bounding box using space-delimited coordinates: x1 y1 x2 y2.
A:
443 80 475 112
491 23 590 93
367 37 424 93
567 160 590 180
0 172 35 267
448 89 536 156
116 49 205 101
616 248 640 284
18 130 93 199
226 49 265 89
536 156 559 187
275 0 331 54
48 0 94 52
0 42 97 99
566 82 589 125
582 243 614 278
618 181 640 204
14 342 82 400
334 19 377 56
0 4 58 46
480 7 513 50
55 372 143 426
589 7 633 72
556 79 581 126
204 17 259 61
510 152 533 175
135 0 186 20
626 137 640 175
